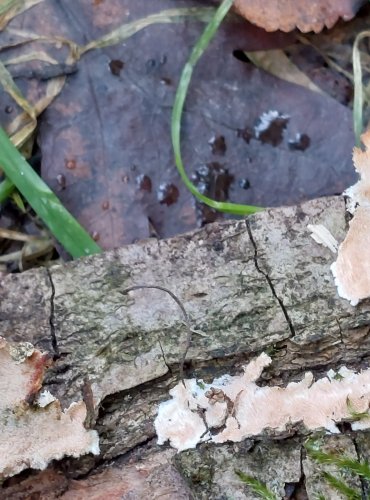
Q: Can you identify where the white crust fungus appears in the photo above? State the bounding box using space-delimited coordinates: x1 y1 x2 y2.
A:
155 354 370 452
0 337 99 479
331 207 370 305
331 130 370 305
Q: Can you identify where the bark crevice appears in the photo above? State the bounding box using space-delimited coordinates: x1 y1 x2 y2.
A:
245 219 296 338
158 338 172 374
46 268 59 358
353 436 369 500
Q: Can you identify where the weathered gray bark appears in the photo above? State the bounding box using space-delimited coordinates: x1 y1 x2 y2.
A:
1 196 370 499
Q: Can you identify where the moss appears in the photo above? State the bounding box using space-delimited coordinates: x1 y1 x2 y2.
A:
175 447 216 488
102 264 131 290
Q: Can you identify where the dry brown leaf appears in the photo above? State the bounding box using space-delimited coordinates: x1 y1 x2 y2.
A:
0 0 44 31
245 49 324 95
0 0 358 248
6 76 65 148
231 0 366 33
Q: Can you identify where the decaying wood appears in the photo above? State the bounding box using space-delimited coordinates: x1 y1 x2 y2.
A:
1 196 370 498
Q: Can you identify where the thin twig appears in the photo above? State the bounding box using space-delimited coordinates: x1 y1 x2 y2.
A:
120 285 192 385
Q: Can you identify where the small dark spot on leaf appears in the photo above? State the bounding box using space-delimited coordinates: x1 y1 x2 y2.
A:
199 162 233 201
160 77 172 85
208 162 234 201
254 110 289 147
209 135 226 156
237 127 254 144
238 178 250 190
146 56 166 73
145 59 156 72
288 133 311 151
157 183 179 206
109 59 124 76
192 162 233 226
136 174 152 192
65 159 76 170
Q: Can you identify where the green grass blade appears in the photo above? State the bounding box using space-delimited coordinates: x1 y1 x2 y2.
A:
305 439 370 481
352 31 370 146
322 472 361 500
11 189 25 212
0 177 15 202
235 470 277 500
333 457 370 480
171 0 263 216
0 127 102 258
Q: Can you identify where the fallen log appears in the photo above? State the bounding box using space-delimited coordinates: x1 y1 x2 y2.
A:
1 195 370 498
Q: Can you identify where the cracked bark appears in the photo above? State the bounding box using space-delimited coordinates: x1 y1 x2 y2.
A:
246 219 296 337
2 196 370 498
297 445 308 498
352 435 370 499
158 338 172 373
46 268 59 358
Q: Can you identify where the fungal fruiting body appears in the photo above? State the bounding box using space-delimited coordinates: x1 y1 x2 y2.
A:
331 130 370 305
155 354 370 451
